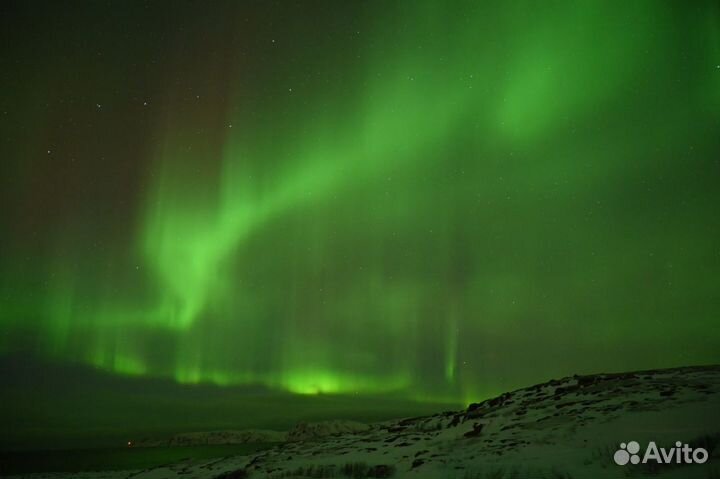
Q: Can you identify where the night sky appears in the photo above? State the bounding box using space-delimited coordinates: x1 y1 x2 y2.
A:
1 0 720 445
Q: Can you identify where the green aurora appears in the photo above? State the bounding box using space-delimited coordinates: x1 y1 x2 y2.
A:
1 0 720 411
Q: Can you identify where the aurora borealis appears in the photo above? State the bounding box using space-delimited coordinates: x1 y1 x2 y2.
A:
1 0 720 443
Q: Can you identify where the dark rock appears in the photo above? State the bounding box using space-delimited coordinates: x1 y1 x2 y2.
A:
463 422 484 438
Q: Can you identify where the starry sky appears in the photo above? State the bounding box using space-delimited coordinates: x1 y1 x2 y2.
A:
1 0 720 446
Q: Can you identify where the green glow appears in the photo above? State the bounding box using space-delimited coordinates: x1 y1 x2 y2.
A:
1 0 719 404
497 2 658 142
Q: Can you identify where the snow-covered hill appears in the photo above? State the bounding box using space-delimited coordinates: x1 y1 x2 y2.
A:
9 365 720 478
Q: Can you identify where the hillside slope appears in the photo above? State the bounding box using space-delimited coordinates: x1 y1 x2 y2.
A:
8 365 720 479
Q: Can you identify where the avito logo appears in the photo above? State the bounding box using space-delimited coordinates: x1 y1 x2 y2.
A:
613 441 709 466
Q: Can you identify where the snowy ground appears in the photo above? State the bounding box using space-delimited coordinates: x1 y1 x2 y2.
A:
8 365 720 479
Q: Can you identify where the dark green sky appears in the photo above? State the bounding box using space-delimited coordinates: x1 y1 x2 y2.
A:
1 0 719 429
